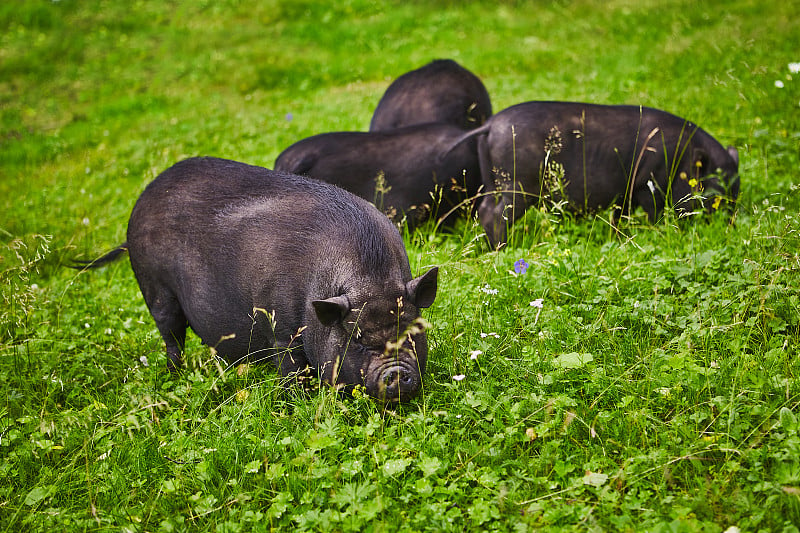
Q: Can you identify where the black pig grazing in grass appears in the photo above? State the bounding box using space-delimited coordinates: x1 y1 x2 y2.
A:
75 157 438 403
274 123 482 229
370 59 492 131
449 101 740 247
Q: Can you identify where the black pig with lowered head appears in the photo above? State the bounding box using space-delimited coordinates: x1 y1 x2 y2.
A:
449 101 740 247
274 123 482 229
76 157 438 402
370 59 492 131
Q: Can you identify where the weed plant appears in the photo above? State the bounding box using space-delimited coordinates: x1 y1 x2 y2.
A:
2 1 799 531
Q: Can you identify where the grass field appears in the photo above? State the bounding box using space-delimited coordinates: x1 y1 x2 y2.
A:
2 1 799 531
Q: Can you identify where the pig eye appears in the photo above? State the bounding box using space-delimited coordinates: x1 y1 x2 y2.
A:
354 342 380 355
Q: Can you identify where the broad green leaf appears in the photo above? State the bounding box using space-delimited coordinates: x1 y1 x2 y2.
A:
418 455 442 477
244 459 262 474
583 472 609 488
553 352 594 369
779 407 797 432
24 486 51 506
382 457 411 477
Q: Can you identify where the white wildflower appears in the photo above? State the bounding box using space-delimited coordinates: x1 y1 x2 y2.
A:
479 284 498 295
530 298 544 327
789 62 800 74
139 355 149 367
452 374 466 381
775 80 785 88
469 350 482 360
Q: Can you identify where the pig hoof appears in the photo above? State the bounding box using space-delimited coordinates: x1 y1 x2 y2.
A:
166 354 183 372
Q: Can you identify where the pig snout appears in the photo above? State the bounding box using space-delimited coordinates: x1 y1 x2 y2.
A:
371 360 422 402
380 363 421 400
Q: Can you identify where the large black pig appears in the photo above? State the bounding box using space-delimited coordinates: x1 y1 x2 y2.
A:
274 123 482 229
76 157 438 402
450 101 740 247
370 59 492 131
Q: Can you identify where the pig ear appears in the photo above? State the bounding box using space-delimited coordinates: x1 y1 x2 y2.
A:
312 295 351 326
406 267 439 309
727 145 739 167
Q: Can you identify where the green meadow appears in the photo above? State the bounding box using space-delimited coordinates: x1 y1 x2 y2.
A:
2 0 799 530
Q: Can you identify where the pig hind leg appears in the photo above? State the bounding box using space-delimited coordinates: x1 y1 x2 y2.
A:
145 288 188 371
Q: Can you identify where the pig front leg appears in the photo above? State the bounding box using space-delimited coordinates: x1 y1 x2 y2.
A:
274 343 313 386
635 186 666 222
624 179 666 223
478 194 509 249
